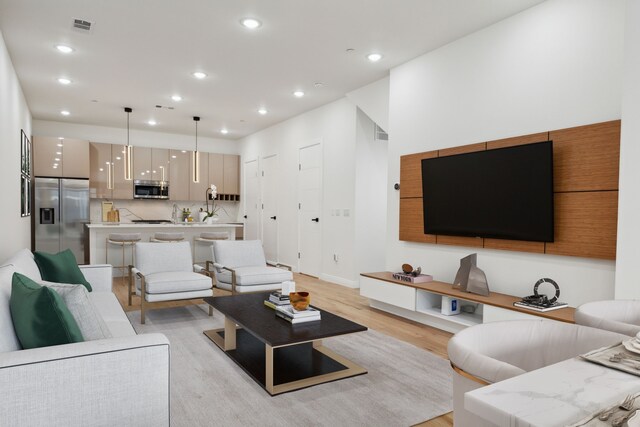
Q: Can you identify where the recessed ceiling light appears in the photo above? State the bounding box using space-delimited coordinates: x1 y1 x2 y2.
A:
220 128 229 134
258 108 268 115
99 168 103 172
181 150 187 153
57 143 63 147
240 18 262 29
60 110 70 116
55 152 62 155
116 156 122 160
55 44 73 54
366 53 383 62
171 95 182 102
58 137 64 140
57 78 72 85
147 120 157 126
293 90 305 98
192 71 207 79
54 158 60 161
171 155 177 159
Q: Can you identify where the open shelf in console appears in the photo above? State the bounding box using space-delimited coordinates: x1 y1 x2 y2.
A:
415 290 483 327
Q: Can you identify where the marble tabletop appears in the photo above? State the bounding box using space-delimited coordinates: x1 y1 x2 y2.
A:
465 356 640 427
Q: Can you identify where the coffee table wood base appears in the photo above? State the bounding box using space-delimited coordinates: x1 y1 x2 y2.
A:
204 326 367 395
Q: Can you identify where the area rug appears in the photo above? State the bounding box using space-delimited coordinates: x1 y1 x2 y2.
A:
127 305 452 426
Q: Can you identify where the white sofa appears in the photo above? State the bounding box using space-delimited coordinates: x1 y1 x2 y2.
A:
0 249 170 427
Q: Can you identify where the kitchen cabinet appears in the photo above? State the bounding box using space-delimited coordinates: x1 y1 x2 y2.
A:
89 143 133 199
169 150 189 201
208 153 224 192
33 137 89 178
189 151 209 201
151 148 169 182
133 147 152 181
223 154 240 195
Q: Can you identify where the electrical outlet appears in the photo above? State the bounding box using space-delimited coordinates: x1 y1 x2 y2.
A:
343 209 350 217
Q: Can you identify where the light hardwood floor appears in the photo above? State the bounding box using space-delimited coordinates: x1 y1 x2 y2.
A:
114 272 454 426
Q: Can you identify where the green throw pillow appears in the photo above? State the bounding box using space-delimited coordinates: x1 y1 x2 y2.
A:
10 273 84 349
34 249 92 292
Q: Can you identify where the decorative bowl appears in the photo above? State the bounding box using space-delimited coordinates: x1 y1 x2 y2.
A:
289 292 310 311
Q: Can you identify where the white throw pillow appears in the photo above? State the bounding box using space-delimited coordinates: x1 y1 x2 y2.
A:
40 281 112 341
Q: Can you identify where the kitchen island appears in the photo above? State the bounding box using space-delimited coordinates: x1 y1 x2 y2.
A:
86 222 243 273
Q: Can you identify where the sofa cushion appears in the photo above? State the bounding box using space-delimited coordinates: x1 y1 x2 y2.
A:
212 240 266 269
138 271 212 294
34 249 92 292
217 266 293 286
42 281 112 341
2 248 42 281
10 273 84 349
88 292 136 337
0 265 21 352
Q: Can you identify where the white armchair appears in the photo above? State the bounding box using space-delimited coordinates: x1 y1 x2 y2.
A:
575 300 640 336
205 240 293 294
447 320 627 427
131 241 213 323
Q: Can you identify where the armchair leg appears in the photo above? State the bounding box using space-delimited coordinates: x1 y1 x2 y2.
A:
208 306 213 316
140 276 146 325
128 265 133 307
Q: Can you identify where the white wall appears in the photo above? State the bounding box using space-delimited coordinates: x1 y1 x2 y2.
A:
386 0 625 306
32 120 240 154
615 0 640 299
240 98 359 286
346 77 390 132
354 108 388 276
0 30 32 261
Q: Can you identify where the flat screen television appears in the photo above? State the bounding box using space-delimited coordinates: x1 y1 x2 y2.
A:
421 141 554 242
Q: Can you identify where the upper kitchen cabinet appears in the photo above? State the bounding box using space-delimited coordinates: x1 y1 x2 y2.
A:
89 143 133 199
208 153 224 191
169 149 189 201
133 147 152 181
223 154 240 195
151 149 169 182
89 142 112 198
189 152 209 201
33 137 89 178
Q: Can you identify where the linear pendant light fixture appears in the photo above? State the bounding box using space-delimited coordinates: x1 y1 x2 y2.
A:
192 116 200 183
124 107 133 181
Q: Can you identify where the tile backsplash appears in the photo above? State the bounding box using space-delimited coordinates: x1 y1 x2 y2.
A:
90 199 241 223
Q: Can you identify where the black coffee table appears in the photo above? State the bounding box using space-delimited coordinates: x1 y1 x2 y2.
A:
203 293 367 395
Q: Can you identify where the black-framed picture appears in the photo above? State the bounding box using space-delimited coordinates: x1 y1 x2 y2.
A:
20 130 31 217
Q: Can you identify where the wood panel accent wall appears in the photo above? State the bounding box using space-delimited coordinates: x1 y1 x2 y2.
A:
399 120 620 260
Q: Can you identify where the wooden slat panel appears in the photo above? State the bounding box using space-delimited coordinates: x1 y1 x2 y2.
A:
545 191 618 260
436 235 483 248
485 132 549 150
484 238 544 254
400 151 437 198
550 120 620 192
438 142 486 157
399 198 436 243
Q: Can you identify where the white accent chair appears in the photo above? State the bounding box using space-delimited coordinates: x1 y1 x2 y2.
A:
131 241 213 323
575 300 640 336
205 240 293 294
447 320 628 427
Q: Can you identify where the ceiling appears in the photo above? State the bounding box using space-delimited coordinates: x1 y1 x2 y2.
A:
0 0 544 140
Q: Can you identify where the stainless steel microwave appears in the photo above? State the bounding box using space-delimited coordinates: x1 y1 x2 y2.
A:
133 180 169 199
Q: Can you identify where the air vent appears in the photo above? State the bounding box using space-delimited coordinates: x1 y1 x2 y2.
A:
374 124 388 141
73 18 93 31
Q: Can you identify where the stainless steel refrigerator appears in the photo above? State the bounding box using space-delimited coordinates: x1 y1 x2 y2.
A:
34 178 90 264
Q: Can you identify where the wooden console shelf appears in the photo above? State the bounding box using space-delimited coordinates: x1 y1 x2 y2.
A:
361 272 575 324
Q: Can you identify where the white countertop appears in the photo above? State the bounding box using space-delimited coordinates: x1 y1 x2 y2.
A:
87 222 243 228
465 357 640 427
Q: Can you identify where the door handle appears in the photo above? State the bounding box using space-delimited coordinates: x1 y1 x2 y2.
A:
243 215 247 219
311 218 319 222
270 216 276 220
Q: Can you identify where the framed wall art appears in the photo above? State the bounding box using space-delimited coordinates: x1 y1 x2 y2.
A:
20 130 31 217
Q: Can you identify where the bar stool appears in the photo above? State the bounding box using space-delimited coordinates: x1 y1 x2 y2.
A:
193 231 229 269
105 233 141 279
150 232 185 243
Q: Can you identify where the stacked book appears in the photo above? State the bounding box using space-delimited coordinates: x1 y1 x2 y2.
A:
275 305 321 324
264 291 290 309
513 300 568 312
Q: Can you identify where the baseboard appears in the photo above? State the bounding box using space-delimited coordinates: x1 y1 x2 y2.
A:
319 274 359 288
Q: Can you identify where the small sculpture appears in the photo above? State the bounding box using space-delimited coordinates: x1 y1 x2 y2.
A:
453 253 490 296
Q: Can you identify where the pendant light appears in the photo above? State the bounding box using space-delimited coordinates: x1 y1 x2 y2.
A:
124 107 133 181
192 116 200 183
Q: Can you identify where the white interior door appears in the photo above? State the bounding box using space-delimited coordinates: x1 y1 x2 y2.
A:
243 159 259 240
298 143 322 277
261 155 278 263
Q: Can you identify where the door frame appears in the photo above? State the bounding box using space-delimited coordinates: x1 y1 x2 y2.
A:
260 154 279 263
297 139 323 275
242 157 260 241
